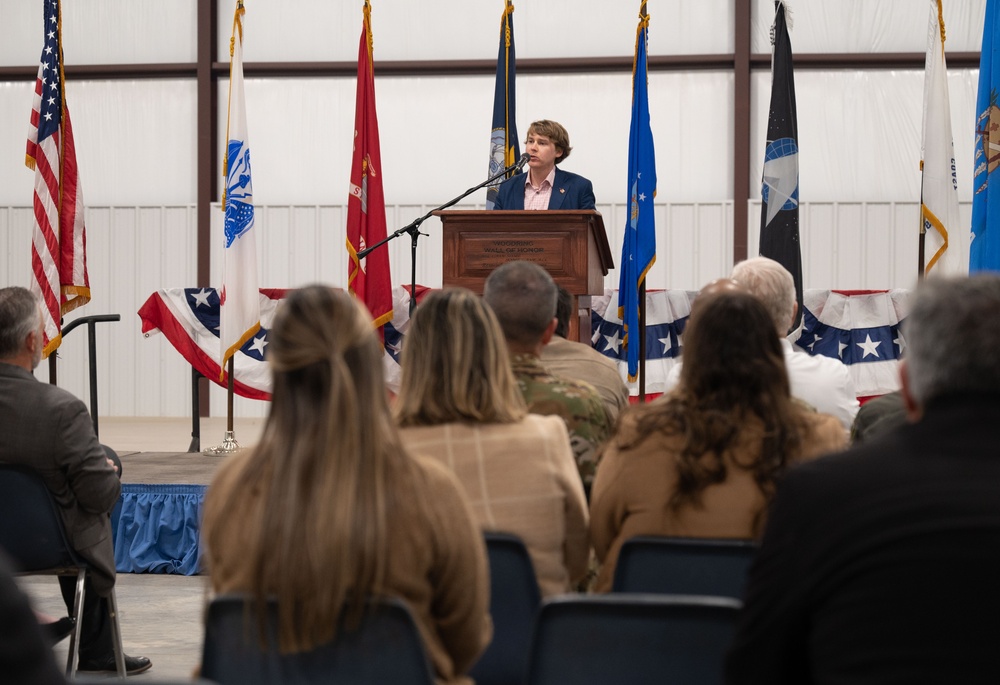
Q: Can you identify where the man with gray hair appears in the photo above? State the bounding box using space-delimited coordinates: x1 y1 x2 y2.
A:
665 256 859 432
726 275 1000 684
484 261 612 495
0 286 151 675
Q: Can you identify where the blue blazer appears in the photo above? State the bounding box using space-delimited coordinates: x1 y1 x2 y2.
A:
492 168 596 210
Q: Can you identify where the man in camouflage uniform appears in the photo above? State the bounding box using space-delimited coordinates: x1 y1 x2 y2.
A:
484 261 612 496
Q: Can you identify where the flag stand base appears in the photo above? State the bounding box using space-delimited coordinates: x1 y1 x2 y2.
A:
202 431 243 457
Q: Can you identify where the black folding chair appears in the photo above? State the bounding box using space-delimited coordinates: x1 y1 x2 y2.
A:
469 532 542 685
0 464 126 678
526 594 741 685
201 594 436 685
612 536 757 599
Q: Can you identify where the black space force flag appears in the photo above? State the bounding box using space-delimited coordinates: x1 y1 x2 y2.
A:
760 0 803 331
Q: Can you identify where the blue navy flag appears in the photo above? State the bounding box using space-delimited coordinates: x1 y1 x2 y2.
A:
618 1 657 382
972 0 1000 273
760 1 803 329
485 0 519 209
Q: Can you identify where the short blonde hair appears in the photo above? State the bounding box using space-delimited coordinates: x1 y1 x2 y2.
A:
395 288 527 426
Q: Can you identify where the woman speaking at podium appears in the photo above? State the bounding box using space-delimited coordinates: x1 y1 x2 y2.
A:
491 119 596 211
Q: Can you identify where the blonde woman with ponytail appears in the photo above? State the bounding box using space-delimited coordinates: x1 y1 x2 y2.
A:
201 286 490 684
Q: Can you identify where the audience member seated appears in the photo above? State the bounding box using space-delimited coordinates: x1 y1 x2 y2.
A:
665 257 859 433
590 290 846 592
541 287 630 422
0 286 151 676
0 548 65 685
395 288 589 597
483 261 612 495
850 389 907 443
201 286 490 685
726 275 1000 684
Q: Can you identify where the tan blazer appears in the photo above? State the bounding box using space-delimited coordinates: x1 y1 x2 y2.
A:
399 414 589 597
541 336 630 422
202 451 491 685
590 405 846 592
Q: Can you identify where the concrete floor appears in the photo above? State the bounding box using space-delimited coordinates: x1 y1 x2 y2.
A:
17 417 264 682
20 573 208 681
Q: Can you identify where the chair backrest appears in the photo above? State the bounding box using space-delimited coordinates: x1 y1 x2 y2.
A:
469 532 542 685
612 536 757 599
0 464 82 572
201 594 436 685
526 594 741 685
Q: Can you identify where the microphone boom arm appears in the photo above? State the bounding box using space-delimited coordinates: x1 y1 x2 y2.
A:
356 154 528 314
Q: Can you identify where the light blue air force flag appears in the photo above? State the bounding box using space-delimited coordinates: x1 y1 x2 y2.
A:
618 5 656 382
220 1 260 373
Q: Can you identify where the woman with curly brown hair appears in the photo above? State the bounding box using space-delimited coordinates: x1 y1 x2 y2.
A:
201 286 490 684
589 288 846 592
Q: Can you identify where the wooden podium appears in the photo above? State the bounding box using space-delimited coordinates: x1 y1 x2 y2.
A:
435 210 614 342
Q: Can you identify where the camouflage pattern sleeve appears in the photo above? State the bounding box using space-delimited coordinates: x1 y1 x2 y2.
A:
513 355 613 493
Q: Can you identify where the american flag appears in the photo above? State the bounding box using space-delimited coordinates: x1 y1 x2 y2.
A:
25 0 89 357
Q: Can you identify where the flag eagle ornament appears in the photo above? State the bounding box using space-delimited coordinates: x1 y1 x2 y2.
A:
25 0 90 358
346 0 393 329
759 0 803 329
219 0 261 375
972 0 1000 273
920 0 959 275
485 0 519 209
617 1 657 383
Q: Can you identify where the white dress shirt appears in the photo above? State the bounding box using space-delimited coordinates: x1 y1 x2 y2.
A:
663 338 859 433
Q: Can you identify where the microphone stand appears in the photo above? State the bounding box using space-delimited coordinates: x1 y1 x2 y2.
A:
357 158 527 315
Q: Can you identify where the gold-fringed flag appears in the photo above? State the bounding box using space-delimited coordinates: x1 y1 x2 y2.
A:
347 0 393 329
618 1 657 382
971 0 1000 273
920 0 959 275
25 0 89 358
485 0 519 209
759 0 802 329
219 0 261 375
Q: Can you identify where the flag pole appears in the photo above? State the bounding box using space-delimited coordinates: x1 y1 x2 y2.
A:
917 185 926 279
638 282 647 403
204 0 255 457
204 357 242 455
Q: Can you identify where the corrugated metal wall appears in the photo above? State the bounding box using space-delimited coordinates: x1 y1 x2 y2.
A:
0 199 967 417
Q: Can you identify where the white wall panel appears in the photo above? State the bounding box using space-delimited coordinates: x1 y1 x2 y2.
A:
0 0 197 66
218 71 732 211
0 81 40 207
0 80 197 206
217 0 732 64
751 0 987 53
9 198 958 417
748 200 971 292
750 68 979 203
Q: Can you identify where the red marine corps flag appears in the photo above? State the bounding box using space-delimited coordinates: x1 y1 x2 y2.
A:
26 0 90 357
346 0 393 329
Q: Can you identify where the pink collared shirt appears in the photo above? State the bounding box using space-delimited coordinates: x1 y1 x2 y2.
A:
523 168 556 210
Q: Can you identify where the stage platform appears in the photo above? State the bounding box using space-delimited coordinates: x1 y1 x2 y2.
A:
113 451 223 575
104 418 265 576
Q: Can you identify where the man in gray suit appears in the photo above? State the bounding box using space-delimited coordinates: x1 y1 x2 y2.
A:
0 287 150 675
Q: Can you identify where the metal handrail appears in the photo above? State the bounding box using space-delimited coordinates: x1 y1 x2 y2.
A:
56 314 121 439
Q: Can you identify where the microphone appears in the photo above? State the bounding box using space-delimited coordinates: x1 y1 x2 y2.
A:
512 153 530 173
